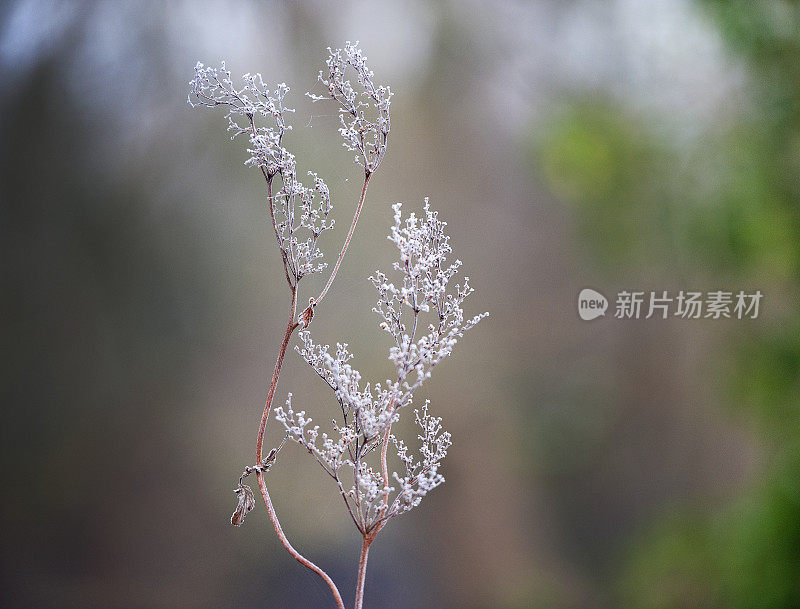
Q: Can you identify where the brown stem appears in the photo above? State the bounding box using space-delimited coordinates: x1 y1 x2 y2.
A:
257 478 345 609
316 172 371 305
354 536 372 609
256 288 298 457
255 289 345 609
336 476 362 533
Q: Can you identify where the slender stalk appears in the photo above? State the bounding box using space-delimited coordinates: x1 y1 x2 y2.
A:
255 288 345 609
256 478 346 609
256 288 298 455
316 172 371 305
354 536 372 609
262 170 282 256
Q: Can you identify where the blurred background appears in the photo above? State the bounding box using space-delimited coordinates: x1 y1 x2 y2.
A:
2 1 799 607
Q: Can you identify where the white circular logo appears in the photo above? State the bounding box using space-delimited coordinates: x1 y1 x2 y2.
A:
578 288 608 320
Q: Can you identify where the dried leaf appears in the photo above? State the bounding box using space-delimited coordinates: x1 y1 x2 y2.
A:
299 299 315 329
231 483 256 526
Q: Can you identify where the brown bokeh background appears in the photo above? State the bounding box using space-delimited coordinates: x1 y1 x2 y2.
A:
2 2 799 608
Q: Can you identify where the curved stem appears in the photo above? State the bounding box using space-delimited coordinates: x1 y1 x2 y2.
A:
255 290 345 609
354 536 372 609
316 172 371 305
257 477 346 609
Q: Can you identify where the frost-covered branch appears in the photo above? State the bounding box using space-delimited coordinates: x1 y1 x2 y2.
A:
189 61 337 286
282 201 487 533
189 63 293 175
307 41 392 174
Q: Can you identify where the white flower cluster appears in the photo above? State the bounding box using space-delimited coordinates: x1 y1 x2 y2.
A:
274 393 358 475
295 334 399 439
388 401 451 516
189 67 326 282
271 164 334 281
275 202 487 533
375 200 489 393
188 62 293 176
307 41 392 173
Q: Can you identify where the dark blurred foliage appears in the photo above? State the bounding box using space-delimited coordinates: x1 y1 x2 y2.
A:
0 7 234 607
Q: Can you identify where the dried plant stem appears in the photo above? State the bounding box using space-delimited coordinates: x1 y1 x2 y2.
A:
256 480 346 609
250 118 282 256
251 157 379 609
316 172 371 305
256 288 298 461
255 288 345 609
354 536 372 609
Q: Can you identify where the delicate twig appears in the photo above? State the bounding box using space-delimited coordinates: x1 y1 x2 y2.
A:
315 171 371 307
257 475 346 609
